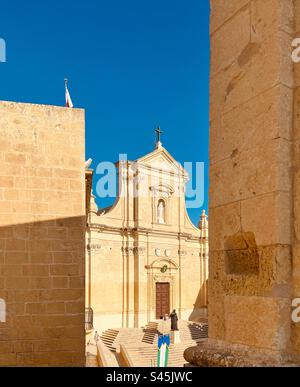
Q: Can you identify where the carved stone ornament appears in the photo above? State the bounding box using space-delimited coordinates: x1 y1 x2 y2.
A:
150 184 174 199
86 239 101 253
155 248 161 257
178 250 187 256
122 246 146 255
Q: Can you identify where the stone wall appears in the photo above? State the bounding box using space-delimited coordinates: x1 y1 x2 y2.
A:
0 101 86 366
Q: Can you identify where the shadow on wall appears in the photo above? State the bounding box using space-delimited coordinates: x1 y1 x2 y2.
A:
188 280 208 322
0 216 86 367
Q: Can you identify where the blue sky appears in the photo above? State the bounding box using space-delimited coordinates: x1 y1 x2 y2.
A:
0 0 210 226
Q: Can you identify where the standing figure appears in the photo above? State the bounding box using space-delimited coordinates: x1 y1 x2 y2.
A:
170 310 178 331
94 330 100 343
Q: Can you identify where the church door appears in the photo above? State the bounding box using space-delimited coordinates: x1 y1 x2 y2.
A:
156 283 170 319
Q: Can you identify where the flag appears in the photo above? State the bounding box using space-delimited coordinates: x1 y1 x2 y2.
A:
157 335 170 367
65 79 74 108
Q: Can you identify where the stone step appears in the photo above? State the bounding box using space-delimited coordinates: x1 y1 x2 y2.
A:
98 320 208 368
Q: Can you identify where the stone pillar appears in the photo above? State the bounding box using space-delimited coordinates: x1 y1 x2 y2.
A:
292 0 300 362
185 0 300 366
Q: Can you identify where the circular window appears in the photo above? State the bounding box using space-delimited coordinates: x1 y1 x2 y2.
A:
161 265 168 274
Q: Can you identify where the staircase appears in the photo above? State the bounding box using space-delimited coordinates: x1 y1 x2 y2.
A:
124 344 194 367
98 320 208 367
100 329 119 352
142 322 160 344
100 328 145 352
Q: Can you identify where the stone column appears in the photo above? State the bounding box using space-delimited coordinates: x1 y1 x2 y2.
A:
185 0 300 366
292 0 300 362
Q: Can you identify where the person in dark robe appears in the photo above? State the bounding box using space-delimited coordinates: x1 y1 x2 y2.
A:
170 309 179 331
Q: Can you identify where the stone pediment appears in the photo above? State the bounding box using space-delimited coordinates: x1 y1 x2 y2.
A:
136 146 187 178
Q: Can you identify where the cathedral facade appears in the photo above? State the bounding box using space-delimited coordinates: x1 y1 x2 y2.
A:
86 142 208 333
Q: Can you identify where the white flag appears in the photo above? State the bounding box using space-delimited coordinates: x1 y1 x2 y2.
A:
65 81 74 108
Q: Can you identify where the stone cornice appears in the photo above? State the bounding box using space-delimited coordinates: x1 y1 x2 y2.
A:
88 223 202 241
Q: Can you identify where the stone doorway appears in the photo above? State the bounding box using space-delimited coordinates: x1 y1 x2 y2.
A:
156 282 170 319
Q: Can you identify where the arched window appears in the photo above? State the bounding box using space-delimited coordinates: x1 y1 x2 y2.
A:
157 199 166 224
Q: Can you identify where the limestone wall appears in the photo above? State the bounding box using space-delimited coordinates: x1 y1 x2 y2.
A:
0 101 86 366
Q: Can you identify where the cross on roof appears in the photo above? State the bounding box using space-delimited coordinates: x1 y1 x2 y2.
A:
155 126 163 145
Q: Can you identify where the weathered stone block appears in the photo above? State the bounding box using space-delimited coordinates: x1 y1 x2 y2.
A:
241 191 292 246
225 232 259 275
210 85 293 164
210 0 250 34
210 30 293 121
210 139 292 208
210 6 251 76
224 296 291 350
209 202 241 252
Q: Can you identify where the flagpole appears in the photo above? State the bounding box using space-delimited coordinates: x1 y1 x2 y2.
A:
64 78 68 107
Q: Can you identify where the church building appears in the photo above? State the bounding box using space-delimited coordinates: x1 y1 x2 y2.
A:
86 134 208 333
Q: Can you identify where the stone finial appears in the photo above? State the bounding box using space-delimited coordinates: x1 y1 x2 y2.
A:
199 209 208 238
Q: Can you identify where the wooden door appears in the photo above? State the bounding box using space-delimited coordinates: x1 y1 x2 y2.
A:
156 283 170 319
